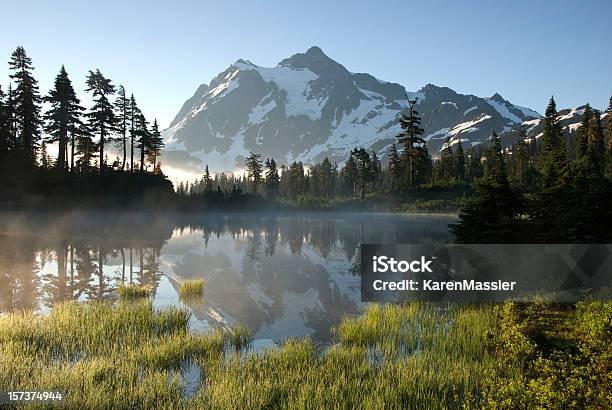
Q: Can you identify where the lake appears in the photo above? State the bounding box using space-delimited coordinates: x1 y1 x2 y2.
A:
0 212 456 346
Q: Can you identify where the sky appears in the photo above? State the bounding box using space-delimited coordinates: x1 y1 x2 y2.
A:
2 0 611 130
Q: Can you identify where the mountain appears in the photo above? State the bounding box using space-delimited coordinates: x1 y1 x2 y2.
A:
162 46 541 174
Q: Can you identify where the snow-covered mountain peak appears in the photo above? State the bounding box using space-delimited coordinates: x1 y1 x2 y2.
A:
161 47 543 176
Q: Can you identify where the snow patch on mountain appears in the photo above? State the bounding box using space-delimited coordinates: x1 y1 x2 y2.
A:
485 98 521 123
208 69 241 99
514 104 540 118
249 97 277 124
449 115 492 136
235 61 325 121
463 106 477 116
425 128 451 141
442 101 458 109
293 87 405 163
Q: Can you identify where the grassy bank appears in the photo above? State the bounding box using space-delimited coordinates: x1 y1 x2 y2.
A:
0 300 609 408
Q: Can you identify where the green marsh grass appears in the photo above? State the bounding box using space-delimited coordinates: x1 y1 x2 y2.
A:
118 283 152 301
179 279 206 303
0 301 519 408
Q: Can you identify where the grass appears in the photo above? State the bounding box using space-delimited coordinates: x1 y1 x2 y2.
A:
118 283 152 301
179 279 206 303
0 300 609 408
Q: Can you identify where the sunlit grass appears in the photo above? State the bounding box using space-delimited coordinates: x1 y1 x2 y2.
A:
191 304 500 408
179 279 205 303
228 325 252 351
10 300 596 408
0 300 228 408
118 283 152 301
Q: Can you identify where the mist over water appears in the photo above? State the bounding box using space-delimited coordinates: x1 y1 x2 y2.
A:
0 211 455 344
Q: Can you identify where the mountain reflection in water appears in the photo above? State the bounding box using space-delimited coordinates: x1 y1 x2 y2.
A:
0 212 455 344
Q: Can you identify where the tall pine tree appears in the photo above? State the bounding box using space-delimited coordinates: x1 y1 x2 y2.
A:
146 119 164 173
9 46 42 166
135 111 150 173
44 66 84 172
539 97 568 187
85 69 117 172
396 99 425 190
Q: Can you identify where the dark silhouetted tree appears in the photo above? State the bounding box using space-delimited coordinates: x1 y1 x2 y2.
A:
396 99 425 190
9 46 42 165
146 119 163 173
85 69 117 172
44 66 84 172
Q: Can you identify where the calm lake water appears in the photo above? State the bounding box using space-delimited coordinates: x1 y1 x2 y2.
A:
0 212 456 346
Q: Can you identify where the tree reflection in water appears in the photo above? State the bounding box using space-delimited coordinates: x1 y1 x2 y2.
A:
0 212 454 343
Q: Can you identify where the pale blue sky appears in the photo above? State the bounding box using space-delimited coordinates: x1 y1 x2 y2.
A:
2 0 611 128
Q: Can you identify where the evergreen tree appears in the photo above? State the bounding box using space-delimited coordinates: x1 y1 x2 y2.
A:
509 129 530 187
146 119 164 173
606 96 612 180
396 99 425 190
135 111 150 173
576 104 591 161
440 137 454 183
532 97 570 237
129 94 139 172
412 143 432 187
455 140 465 181
85 69 117 172
465 146 483 182
319 157 335 199
586 110 605 171
265 158 280 199
370 150 382 194
115 85 129 170
5 85 18 152
287 161 306 200
43 66 84 172
203 165 213 192
388 143 402 193
75 122 96 172
9 46 42 165
351 148 373 199
0 86 9 159
341 156 358 198
451 131 521 242
539 97 567 187
245 152 263 193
